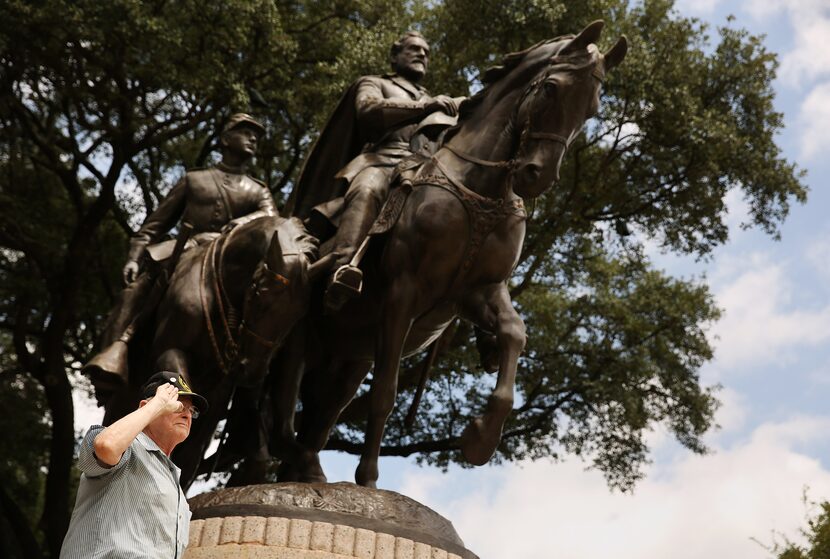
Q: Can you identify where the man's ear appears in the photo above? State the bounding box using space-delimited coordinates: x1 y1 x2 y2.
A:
138 399 148 409
220 130 230 148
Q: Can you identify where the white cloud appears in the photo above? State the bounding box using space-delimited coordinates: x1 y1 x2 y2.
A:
675 0 724 16
711 386 749 435
708 252 830 370
744 0 830 87
806 232 830 280
399 415 830 559
797 81 830 160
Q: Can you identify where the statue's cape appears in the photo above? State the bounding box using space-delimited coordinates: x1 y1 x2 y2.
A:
286 79 369 219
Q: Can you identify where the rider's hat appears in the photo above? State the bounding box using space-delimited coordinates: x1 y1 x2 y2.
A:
140 371 209 414
223 113 266 136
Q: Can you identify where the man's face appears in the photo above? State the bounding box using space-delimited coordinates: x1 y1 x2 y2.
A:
145 396 194 447
392 36 430 82
223 125 259 159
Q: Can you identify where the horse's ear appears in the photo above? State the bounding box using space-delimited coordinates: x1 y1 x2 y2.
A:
266 231 285 271
561 20 604 55
603 36 628 72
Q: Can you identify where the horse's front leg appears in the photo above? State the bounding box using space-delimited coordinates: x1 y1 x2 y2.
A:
459 282 526 465
355 277 415 488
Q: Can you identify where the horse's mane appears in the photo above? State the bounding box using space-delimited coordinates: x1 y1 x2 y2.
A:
457 34 576 120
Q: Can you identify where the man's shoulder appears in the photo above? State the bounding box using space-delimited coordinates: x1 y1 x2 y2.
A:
184 166 214 178
358 73 419 87
363 73 428 98
244 175 268 189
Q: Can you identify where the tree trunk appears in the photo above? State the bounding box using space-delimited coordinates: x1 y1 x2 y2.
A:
0 481 43 559
40 358 75 559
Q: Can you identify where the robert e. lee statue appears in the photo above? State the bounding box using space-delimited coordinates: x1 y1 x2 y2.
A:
288 30 463 311
85 114 277 390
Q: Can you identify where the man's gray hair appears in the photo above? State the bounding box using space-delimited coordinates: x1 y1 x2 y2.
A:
390 30 427 63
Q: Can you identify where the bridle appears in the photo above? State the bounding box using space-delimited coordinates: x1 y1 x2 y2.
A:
239 257 292 350
442 58 604 175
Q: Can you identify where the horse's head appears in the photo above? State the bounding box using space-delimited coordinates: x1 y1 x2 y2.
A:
509 21 627 198
236 219 317 386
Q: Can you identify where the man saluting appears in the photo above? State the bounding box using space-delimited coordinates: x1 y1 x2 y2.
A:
60 372 208 559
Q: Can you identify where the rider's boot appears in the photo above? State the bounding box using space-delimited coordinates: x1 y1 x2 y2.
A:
83 273 154 394
323 190 380 313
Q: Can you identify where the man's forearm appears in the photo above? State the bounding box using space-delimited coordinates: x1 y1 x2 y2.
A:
93 400 165 465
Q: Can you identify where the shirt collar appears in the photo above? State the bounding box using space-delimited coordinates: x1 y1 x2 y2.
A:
137 431 164 452
138 432 183 477
385 73 427 99
216 161 245 174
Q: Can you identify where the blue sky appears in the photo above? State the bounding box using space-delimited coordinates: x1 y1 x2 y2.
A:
71 1 830 557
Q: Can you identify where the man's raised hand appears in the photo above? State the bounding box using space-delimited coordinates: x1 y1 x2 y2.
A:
152 383 183 415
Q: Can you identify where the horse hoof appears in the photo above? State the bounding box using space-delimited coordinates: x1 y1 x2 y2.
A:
460 416 499 466
355 461 378 488
356 478 377 489
300 471 328 484
297 454 327 484
276 461 300 482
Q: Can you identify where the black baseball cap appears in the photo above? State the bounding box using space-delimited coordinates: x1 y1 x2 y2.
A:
140 371 208 414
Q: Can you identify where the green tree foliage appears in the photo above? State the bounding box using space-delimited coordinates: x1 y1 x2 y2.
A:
769 499 830 559
0 0 805 556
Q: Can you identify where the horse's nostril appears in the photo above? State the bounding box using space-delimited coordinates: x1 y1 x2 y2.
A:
522 164 541 182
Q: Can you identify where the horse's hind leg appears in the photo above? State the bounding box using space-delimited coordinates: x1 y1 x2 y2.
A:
459 282 525 465
287 358 371 483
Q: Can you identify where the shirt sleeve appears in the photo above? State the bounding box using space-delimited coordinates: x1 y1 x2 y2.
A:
77 425 133 478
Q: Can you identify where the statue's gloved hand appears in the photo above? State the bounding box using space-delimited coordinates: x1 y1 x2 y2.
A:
427 95 459 117
122 260 139 285
221 218 244 234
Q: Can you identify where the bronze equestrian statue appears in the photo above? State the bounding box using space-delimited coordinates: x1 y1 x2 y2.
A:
273 21 627 488
145 213 317 487
287 30 462 312
97 201 319 489
84 114 320 487
85 114 277 395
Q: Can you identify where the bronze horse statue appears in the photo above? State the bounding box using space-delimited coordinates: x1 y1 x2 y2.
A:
274 21 628 487
102 215 317 488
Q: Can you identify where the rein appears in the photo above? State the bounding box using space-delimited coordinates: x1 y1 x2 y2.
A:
200 236 237 375
442 72 571 177
201 222 296 372
238 260 290 351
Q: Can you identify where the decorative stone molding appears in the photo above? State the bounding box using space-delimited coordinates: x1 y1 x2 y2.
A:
184 482 478 559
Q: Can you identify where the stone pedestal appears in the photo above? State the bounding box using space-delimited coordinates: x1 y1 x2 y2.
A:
184 482 478 559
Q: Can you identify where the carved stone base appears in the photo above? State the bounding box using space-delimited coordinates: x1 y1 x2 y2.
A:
185 482 478 559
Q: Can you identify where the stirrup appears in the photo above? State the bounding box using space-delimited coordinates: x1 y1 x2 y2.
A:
324 265 363 312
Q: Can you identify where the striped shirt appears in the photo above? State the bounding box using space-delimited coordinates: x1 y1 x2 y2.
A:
60 426 191 559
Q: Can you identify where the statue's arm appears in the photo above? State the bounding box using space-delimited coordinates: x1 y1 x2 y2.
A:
257 186 278 216
221 183 277 232
127 176 188 263
355 78 434 130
